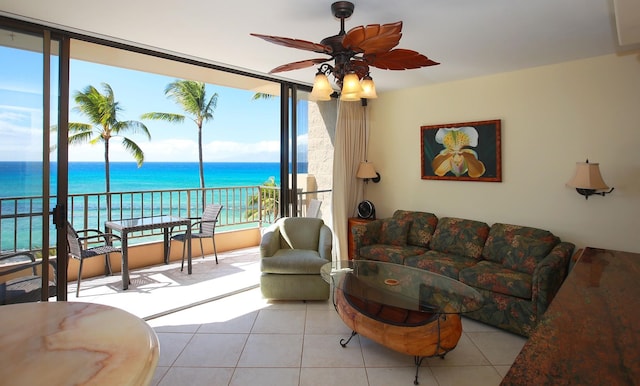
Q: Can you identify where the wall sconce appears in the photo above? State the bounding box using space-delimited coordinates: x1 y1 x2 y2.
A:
356 161 381 183
566 159 614 199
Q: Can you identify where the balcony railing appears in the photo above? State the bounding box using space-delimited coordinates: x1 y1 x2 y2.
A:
0 185 331 254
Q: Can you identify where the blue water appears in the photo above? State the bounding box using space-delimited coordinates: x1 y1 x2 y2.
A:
0 161 284 197
0 161 292 251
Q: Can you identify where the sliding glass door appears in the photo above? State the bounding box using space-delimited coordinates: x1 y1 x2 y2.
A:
0 23 69 301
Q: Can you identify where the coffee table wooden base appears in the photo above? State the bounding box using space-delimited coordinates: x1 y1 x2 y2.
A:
335 288 462 384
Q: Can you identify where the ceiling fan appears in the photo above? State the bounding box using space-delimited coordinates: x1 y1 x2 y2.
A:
251 1 439 101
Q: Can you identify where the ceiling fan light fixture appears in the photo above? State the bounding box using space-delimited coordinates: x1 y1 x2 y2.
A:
359 75 378 99
310 72 333 101
252 1 439 102
341 73 363 100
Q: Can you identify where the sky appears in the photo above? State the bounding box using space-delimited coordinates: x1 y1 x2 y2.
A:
0 44 285 163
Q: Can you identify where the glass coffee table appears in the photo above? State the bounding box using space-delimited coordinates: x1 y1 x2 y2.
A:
322 260 484 385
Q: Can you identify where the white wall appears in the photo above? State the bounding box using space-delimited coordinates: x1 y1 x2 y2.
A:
366 53 640 253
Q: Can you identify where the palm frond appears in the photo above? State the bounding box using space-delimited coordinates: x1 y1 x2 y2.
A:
68 131 97 145
252 92 276 100
121 137 145 167
140 112 185 123
112 120 152 140
68 122 93 134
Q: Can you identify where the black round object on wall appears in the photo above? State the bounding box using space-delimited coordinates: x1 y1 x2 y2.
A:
357 200 376 219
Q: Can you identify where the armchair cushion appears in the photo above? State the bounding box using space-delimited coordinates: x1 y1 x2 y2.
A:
261 250 328 274
279 217 323 250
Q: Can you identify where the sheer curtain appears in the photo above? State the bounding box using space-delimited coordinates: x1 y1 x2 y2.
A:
331 101 368 260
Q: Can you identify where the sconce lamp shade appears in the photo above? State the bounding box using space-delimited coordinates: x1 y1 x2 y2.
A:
310 73 333 101
566 160 614 199
566 161 609 189
356 161 381 183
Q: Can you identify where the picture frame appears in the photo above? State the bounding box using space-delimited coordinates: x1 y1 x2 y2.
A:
420 119 502 182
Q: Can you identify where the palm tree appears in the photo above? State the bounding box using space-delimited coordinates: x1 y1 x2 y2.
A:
141 80 218 192
69 83 151 193
246 176 279 224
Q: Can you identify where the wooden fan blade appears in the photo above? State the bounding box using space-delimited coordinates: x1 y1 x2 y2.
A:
251 33 332 55
365 49 440 70
269 58 331 74
342 21 403 54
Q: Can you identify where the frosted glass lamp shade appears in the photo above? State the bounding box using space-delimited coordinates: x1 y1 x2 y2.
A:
310 73 333 101
359 76 378 99
340 73 363 101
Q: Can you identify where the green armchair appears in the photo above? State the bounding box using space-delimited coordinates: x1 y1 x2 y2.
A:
260 217 332 300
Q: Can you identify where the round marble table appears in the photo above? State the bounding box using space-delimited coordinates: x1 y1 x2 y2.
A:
0 302 159 386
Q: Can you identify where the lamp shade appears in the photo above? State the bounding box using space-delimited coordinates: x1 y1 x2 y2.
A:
566 161 610 190
356 161 378 179
340 91 361 101
310 73 333 101
341 73 363 101
359 76 378 99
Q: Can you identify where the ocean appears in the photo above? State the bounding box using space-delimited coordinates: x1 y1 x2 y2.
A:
0 161 287 251
0 161 283 197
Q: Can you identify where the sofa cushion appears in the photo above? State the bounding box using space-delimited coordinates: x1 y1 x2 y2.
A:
393 210 438 248
503 235 556 274
360 245 428 265
459 261 532 299
429 217 490 259
379 218 411 246
261 249 327 274
482 223 559 264
404 250 478 279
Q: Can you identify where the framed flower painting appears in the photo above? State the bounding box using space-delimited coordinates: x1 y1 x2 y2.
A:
420 119 502 182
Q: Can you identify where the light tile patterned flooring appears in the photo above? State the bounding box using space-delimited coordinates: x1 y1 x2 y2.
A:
70 248 527 386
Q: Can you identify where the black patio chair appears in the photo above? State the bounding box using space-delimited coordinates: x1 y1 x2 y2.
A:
67 221 121 297
0 251 56 305
168 204 223 270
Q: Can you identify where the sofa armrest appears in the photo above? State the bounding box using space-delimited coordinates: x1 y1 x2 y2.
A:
351 220 383 259
532 241 575 316
318 224 333 261
260 224 281 258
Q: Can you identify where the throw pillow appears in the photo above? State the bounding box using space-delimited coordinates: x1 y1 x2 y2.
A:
379 218 411 246
503 235 555 274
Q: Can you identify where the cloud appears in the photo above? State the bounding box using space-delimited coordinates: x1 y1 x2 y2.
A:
65 138 280 163
202 140 280 162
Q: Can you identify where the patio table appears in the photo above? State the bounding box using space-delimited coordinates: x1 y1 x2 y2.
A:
105 215 192 290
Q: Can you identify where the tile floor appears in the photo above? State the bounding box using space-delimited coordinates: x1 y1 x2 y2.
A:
70 248 527 386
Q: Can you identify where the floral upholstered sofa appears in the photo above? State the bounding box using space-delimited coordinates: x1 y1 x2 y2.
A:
351 210 575 337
